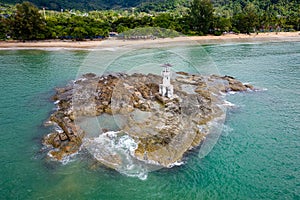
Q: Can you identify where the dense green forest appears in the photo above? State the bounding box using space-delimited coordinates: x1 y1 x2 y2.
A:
1 0 299 13
0 0 299 40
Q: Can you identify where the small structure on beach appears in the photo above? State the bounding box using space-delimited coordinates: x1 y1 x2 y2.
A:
159 63 174 98
109 32 119 37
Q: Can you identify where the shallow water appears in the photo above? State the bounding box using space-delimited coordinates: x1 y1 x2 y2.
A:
0 42 299 199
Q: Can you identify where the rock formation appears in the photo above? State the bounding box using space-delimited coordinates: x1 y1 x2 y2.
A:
43 72 254 169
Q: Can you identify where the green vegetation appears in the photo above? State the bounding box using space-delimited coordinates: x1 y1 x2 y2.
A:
0 0 299 40
9 2 46 40
190 0 214 35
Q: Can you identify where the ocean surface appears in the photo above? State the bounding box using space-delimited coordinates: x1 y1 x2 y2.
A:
0 41 299 199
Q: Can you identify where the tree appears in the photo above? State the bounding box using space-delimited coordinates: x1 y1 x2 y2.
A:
0 17 8 40
9 1 46 40
232 3 259 34
154 13 175 29
189 0 214 35
213 16 232 34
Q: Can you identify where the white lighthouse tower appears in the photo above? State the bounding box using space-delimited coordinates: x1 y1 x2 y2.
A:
159 63 174 98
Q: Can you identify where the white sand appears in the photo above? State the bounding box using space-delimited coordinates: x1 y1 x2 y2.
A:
0 32 299 49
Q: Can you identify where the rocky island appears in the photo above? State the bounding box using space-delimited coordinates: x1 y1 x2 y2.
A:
43 68 254 171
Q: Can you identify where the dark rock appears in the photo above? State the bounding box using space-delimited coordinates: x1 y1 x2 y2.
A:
176 71 189 76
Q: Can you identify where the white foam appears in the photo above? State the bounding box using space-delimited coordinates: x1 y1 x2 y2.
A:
228 91 237 95
89 131 138 155
60 151 79 165
134 154 161 166
54 126 64 134
119 168 148 180
243 82 251 85
46 149 79 165
116 134 138 155
219 91 227 96
223 100 236 107
84 131 152 179
256 87 268 91
167 161 185 168
44 120 54 126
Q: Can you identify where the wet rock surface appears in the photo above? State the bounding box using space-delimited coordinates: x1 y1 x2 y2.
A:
43 72 254 168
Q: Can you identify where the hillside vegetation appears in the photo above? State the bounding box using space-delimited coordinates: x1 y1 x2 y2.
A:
0 0 299 40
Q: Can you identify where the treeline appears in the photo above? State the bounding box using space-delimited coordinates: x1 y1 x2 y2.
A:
214 0 300 33
0 0 299 41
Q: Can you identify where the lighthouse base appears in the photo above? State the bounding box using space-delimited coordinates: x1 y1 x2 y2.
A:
159 84 173 98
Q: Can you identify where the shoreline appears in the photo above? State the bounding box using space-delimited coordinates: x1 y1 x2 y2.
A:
0 32 299 49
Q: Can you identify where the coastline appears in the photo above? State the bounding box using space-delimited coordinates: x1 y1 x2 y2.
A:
0 31 299 49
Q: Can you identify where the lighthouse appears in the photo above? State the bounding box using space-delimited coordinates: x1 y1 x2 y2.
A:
159 63 174 98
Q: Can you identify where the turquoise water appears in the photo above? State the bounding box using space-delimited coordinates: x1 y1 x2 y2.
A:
0 42 299 199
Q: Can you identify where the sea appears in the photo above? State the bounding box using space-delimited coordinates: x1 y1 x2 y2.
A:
0 41 299 199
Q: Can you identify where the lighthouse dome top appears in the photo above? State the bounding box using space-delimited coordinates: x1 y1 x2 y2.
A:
161 63 173 68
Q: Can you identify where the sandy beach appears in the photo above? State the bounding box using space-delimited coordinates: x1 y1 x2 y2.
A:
0 31 299 49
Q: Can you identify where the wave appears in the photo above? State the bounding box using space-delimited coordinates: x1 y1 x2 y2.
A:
227 91 238 95
47 149 80 165
167 161 185 168
223 100 236 107
83 131 153 180
255 87 268 92
60 151 80 165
